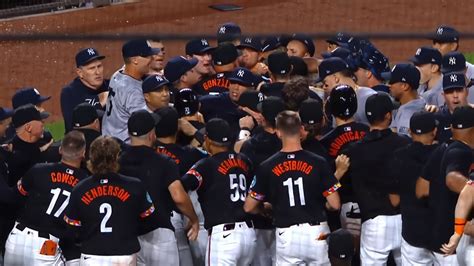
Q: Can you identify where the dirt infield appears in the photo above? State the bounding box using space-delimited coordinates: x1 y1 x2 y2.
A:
0 0 473 121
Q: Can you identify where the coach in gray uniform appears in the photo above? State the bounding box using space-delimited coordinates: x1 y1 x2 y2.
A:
102 39 157 142
384 63 425 136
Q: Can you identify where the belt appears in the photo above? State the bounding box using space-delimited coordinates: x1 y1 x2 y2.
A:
16 223 50 239
208 220 253 235
281 221 324 228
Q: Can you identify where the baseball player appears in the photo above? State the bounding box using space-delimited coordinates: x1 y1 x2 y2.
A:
299 98 329 158
71 103 102 164
261 51 292 98
181 118 257 265
61 47 108 133
237 36 269 76
119 110 199 265
142 74 171 112
326 32 352 52
283 33 315 58
164 56 201 100
244 110 341 265
101 39 157 142
384 63 426 137
440 51 474 105
4 131 88 265
185 38 215 81
390 111 439 265
148 39 166 76
216 22 242 46
353 45 390 90
343 92 411 265
64 136 155 265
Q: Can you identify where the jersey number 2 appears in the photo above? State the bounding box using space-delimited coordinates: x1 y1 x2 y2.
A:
283 177 306 207
229 174 247 202
99 203 113 233
46 188 70 218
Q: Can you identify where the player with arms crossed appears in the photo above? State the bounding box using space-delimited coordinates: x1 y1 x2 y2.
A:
244 110 341 265
64 136 155 265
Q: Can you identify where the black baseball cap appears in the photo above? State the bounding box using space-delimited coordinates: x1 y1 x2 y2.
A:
154 107 179 137
262 36 282 53
164 56 198 83
283 33 315 57
268 51 291 75
237 90 264 112
12 87 51 109
75 47 105 67
174 88 199 117
12 104 49 128
365 92 395 123
431 25 460 43
205 118 232 144
409 47 442 66
217 22 242 44
382 63 420 90
228 67 259 87
122 39 158 58
451 106 474 129
299 98 323 125
258 96 286 127
127 110 160 137
185 38 214 56
441 52 467 74
0 107 13 121
410 111 438 134
328 229 355 260
326 32 352 46
238 36 262 52
142 75 171 93
72 103 103 128
316 57 349 83
212 43 239 66
289 56 308 76
443 72 466 91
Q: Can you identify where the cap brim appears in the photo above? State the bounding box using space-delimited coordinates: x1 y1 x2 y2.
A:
79 55 106 67
380 71 391 82
40 111 50 120
227 77 253 87
38 96 52 103
199 46 216 54
237 43 260 52
409 56 423 66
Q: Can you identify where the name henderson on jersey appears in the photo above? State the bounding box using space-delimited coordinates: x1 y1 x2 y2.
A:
80 184 131 205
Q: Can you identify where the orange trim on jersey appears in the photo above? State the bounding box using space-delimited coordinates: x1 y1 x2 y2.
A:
64 215 81 227
186 169 203 190
17 180 28 196
140 205 155 218
323 182 341 197
249 190 265 201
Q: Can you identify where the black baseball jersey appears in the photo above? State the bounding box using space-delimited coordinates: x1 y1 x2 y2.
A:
390 142 438 248
345 129 411 222
64 173 154 256
428 140 473 252
181 151 253 229
249 150 340 227
199 92 247 135
7 136 47 186
119 145 180 233
16 162 88 238
193 72 231 95
302 137 329 159
320 122 369 159
155 141 208 176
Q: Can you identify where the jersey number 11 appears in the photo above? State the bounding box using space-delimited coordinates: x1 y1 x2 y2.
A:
283 177 306 207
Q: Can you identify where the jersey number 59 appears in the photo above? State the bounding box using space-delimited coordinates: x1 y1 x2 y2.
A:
229 174 247 202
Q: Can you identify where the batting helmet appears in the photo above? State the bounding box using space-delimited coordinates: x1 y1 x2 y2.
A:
327 84 357 119
174 88 199 117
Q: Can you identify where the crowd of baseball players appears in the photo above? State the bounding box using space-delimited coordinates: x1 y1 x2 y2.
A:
0 22 472 266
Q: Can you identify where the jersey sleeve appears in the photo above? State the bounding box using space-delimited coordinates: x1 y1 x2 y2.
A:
319 158 341 197
16 166 36 196
125 90 146 114
181 159 207 191
444 146 472 176
248 167 268 202
137 183 155 219
64 187 83 227
164 159 180 188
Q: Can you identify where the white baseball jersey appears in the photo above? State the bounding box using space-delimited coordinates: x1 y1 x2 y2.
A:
137 228 179 266
354 86 377 126
390 98 426 136
419 78 444 107
401 237 435 266
466 62 474 104
101 69 146 142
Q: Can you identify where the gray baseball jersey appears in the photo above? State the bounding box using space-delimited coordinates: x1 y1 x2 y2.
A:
419 78 444 107
466 62 474 104
102 70 146 142
391 98 426 136
354 86 377 126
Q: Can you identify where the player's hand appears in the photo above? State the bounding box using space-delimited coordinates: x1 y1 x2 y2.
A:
239 116 255 131
261 202 273 218
440 233 462 255
1 143 12 152
253 62 269 75
182 112 205 124
186 220 199 241
424 104 438 113
178 119 197 137
240 106 264 126
334 154 350 179
39 138 54 152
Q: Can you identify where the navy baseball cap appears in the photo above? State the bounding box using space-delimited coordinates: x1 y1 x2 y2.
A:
268 51 291 75
12 87 51 109
382 63 420 90
443 72 466 91
238 36 262 52
217 22 242 44
174 88 199 117
321 47 358 71
283 33 315 57
365 92 395 123
185 38 214 56
205 118 232 144
257 96 286 127
12 104 49 128
0 107 13 121
326 32 352 46
328 229 354 260
451 106 474 129
72 102 103 128
316 57 349 83
227 67 258 87
299 98 323 125
237 90 264 112
212 43 239 66
75 47 105 67
431 25 460 43
128 110 160 137
262 36 282 53
142 75 171 93
410 111 438 134
164 56 198 83
154 107 179 138
289 56 308 76
441 52 467 74
359 46 390 80
122 39 158 58
409 47 442 66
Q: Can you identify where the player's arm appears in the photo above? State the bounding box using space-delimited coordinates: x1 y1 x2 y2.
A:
321 161 341 211
334 154 350 180
168 180 199 241
244 173 267 215
416 176 430 199
0 174 20 204
445 171 468 193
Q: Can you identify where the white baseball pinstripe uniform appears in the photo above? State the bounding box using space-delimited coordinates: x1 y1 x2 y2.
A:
252 228 276 266
170 211 194 266
432 251 459 265
188 190 208 266
137 227 179 266
401 237 435 266
80 253 137 265
340 202 361 236
457 233 474 266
